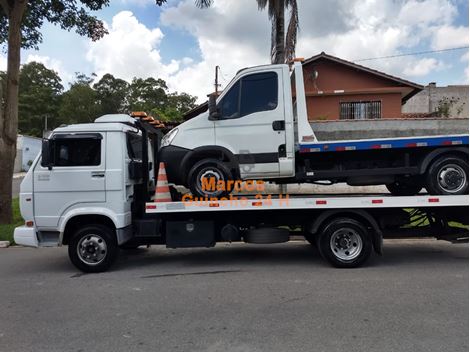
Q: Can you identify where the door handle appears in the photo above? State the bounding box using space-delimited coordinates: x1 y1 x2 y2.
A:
91 171 105 178
272 120 285 131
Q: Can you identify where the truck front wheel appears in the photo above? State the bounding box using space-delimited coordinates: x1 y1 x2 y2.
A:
425 155 468 195
68 224 118 273
317 218 372 268
188 158 234 198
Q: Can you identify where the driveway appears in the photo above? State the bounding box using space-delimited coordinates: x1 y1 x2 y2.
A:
0 239 467 352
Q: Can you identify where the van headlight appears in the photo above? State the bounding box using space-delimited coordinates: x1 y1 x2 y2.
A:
161 128 178 147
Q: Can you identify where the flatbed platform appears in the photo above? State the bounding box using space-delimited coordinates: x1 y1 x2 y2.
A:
146 194 469 214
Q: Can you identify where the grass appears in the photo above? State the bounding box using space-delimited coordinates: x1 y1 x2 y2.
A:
0 198 23 244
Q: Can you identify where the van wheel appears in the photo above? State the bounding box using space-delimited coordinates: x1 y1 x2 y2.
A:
188 158 233 198
68 224 118 273
425 155 468 195
386 177 422 196
318 218 372 268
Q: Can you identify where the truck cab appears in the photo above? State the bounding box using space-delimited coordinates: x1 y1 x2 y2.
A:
15 114 156 248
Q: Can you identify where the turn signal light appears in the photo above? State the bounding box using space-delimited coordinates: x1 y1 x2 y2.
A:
25 221 34 227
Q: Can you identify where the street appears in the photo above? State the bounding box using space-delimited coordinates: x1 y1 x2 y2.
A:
0 239 467 352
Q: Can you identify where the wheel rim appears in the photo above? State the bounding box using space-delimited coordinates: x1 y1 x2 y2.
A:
329 228 363 262
77 234 107 265
196 167 224 197
437 163 467 193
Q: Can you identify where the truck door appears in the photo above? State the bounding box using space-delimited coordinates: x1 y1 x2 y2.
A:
33 133 106 228
214 69 286 178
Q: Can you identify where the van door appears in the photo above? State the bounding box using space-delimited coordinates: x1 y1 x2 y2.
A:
214 69 286 178
33 133 106 228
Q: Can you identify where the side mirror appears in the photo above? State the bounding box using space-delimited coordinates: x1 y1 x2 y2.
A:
41 139 53 170
208 94 221 120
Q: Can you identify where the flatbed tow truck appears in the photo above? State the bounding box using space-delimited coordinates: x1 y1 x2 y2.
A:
14 113 469 272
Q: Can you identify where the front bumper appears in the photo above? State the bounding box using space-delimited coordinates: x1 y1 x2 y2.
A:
14 226 38 247
158 145 191 185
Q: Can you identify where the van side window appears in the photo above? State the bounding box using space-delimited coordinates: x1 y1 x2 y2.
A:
240 72 278 117
218 72 278 119
53 138 101 166
220 81 240 119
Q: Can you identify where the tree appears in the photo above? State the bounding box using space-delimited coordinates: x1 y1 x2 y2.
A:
155 0 299 64
257 0 298 64
18 62 63 137
59 73 100 124
151 92 197 121
127 77 169 113
0 0 109 223
93 73 130 115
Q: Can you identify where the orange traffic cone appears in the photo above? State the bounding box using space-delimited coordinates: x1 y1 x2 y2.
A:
154 162 172 202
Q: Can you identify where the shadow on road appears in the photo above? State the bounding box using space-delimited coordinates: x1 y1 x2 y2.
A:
110 240 468 273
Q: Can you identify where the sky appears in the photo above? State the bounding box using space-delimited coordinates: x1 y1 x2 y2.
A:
1 0 468 102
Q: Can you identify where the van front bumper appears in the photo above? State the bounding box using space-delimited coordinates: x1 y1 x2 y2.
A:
14 226 38 248
159 145 191 185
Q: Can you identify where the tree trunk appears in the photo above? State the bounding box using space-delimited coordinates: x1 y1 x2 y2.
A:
272 0 285 64
0 0 27 224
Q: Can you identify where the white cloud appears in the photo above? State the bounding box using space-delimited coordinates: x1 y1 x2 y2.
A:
79 0 466 102
86 11 181 83
403 57 448 76
432 25 469 50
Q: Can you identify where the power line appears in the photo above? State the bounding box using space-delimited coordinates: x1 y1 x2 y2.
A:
354 46 469 62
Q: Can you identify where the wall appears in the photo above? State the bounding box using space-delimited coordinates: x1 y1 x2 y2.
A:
310 118 469 141
303 59 415 121
308 93 402 120
14 135 42 173
403 84 469 118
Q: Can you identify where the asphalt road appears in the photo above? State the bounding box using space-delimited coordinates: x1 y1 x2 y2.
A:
0 239 467 352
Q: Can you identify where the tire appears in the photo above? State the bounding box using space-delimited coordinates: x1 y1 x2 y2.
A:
187 158 234 198
425 155 468 195
386 177 423 196
68 224 118 273
317 218 372 268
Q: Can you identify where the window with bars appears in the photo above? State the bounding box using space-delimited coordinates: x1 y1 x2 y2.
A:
339 101 381 120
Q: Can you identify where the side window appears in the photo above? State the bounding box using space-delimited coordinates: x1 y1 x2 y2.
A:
220 81 240 119
127 133 143 160
217 72 278 119
240 72 277 117
52 138 101 166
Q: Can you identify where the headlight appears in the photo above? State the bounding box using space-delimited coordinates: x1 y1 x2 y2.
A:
161 128 178 147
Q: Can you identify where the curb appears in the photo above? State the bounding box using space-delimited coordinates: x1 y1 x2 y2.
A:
0 241 10 248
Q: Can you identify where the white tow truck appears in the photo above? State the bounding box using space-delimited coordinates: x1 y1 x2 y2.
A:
14 113 469 272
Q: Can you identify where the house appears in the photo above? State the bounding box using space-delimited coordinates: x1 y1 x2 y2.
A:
182 52 424 121
302 52 423 120
402 83 468 118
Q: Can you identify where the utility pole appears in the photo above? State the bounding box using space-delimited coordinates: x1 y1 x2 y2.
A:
214 66 221 94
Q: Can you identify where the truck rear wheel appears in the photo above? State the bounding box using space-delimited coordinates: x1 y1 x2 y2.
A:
188 158 233 198
68 224 118 273
317 218 372 268
425 155 468 195
386 177 422 196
